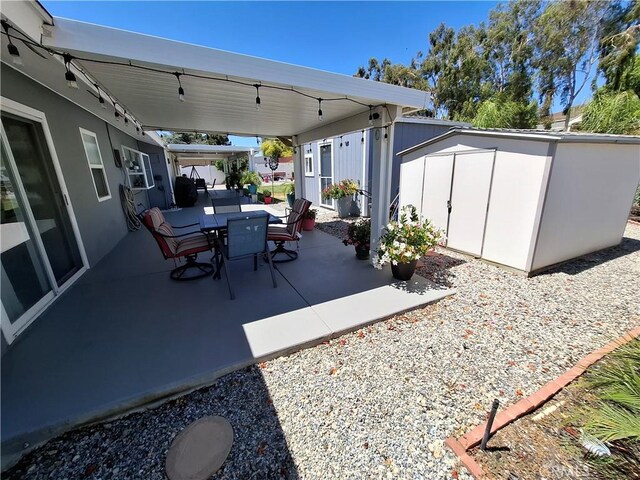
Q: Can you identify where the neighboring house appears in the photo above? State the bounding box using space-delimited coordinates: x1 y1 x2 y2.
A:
299 117 468 214
398 127 640 275
538 105 585 131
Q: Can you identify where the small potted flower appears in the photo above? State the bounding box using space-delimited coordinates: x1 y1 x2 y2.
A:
302 208 317 231
375 205 442 280
343 218 371 259
263 190 273 204
321 179 359 218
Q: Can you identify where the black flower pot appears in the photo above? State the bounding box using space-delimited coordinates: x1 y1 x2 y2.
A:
355 245 370 260
391 260 418 281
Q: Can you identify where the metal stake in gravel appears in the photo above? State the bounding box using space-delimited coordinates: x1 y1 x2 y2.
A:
480 399 500 451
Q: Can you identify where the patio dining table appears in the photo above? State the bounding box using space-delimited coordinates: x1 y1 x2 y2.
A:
199 210 283 279
199 210 282 233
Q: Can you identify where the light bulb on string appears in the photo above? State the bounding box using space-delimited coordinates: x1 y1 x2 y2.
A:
254 84 261 111
63 54 78 89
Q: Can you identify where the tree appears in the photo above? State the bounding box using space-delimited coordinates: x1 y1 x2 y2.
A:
164 132 230 145
533 0 609 130
419 23 493 120
354 58 391 81
597 0 640 93
473 96 538 129
261 138 293 160
483 0 541 102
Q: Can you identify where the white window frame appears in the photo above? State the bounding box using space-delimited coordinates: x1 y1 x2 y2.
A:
79 128 111 202
122 145 155 190
304 152 314 177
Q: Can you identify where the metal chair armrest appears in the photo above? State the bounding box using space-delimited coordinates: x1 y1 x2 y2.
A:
172 222 200 229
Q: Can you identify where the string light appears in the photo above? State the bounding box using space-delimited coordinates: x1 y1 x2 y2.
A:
63 53 78 89
174 72 185 102
1 21 22 66
339 136 343 148
114 110 121 122
254 84 261 111
368 105 373 126
1 27 391 133
383 127 388 141
361 130 365 144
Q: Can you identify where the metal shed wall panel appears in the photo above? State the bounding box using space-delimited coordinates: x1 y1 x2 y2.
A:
532 142 640 271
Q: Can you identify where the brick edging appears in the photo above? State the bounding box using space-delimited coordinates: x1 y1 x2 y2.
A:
445 326 640 479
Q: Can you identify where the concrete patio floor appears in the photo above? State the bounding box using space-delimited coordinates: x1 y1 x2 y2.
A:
1 192 454 466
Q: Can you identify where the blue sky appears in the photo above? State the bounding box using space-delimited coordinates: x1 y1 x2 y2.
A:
41 1 595 145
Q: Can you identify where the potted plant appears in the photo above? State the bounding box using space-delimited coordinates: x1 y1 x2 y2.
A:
263 190 273 204
242 171 262 194
302 208 317 231
343 218 371 260
322 178 359 218
284 183 296 208
375 205 443 280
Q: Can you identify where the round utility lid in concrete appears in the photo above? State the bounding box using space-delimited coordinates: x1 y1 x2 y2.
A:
166 416 234 480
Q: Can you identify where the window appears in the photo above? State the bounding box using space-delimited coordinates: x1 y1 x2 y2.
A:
304 153 314 176
80 128 111 201
122 146 154 190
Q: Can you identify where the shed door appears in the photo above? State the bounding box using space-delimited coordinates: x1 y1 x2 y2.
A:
447 151 495 256
398 157 425 215
422 154 454 234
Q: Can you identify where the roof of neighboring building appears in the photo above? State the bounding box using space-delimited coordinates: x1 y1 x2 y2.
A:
398 127 640 156
397 116 471 127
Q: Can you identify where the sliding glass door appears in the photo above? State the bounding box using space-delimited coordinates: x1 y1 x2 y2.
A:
1 106 85 343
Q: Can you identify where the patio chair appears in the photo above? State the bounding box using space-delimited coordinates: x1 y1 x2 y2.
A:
141 207 215 280
217 213 277 300
267 198 312 263
211 195 242 214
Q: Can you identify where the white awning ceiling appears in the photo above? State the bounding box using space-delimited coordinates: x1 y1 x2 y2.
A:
36 17 429 139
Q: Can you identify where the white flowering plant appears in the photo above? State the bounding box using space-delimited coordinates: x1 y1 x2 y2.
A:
375 205 443 268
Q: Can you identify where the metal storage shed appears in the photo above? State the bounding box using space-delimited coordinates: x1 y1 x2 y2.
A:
398 128 640 275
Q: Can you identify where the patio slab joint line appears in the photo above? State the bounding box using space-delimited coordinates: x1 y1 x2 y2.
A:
445 326 640 479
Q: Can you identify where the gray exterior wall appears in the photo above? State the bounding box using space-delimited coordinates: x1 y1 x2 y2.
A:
302 131 368 211
1 65 161 267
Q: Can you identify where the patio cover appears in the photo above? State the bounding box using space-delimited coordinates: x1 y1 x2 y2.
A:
1 2 430 243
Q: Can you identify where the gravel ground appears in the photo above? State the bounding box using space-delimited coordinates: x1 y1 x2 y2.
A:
5 218 639 480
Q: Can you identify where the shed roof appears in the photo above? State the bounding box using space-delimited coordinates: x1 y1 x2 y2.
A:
398 127 640 156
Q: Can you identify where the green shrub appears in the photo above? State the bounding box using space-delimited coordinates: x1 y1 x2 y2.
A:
581 91 640 135
241 170 262 186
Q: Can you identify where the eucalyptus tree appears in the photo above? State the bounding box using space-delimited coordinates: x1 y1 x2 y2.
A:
597 0 640 94
533 0 610 130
